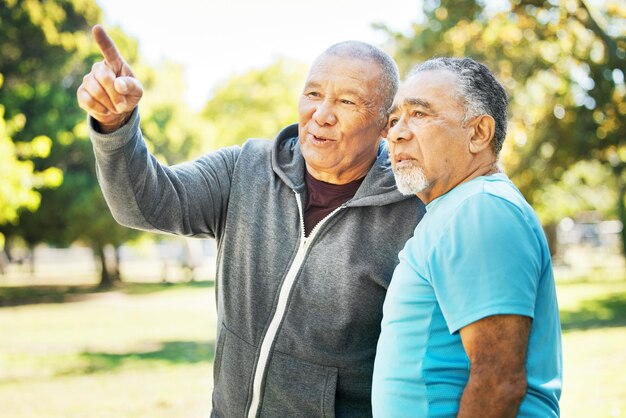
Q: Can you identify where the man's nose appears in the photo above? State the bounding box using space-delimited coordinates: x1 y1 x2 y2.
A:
312 100 338 126
387 118 413 143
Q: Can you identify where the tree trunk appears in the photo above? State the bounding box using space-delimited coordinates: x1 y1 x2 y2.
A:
3 238 12 262
0 240 7 275
27 244 35 277
543 223 558 257
96 244 121 288
114 246 122 279
617 178 626 259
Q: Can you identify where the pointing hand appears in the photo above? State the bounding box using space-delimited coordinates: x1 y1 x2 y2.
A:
77 25 144 133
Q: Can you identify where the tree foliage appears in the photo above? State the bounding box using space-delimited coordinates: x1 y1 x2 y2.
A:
0 0 127 285
382 0 626 251
0 100 62 229
0 0 206 285
0 0 86 241
139 61 210 164
201 59 306 148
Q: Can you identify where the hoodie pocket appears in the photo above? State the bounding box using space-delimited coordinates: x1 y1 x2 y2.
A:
259 350 338 418
212 324 257 417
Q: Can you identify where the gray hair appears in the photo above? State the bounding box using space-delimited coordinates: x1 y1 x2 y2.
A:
408 57 508 155
321 41 399 121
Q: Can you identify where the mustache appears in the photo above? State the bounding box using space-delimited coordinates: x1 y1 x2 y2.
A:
391 160 420 170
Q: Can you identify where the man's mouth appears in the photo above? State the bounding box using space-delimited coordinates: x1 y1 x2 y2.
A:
393 154 417 168
309 133 336 143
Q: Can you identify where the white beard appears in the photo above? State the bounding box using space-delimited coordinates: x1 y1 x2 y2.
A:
392 162 430 196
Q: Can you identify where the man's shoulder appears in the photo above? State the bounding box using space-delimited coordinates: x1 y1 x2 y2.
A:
419 176 523 243
230 125 303 189
427 176 542 253
239 124 299 155
239 138 275 154
435 174 521 212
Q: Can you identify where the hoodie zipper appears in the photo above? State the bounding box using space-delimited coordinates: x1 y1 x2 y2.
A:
246 190 346 418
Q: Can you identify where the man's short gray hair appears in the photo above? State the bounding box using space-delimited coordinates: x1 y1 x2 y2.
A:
321 41 399 122
408 57 508 155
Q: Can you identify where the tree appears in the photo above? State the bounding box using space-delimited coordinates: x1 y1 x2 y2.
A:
0 0 93 265
0 89 62 261
0 97 61 227
139 61 210 164
0 0 132 286
0 0 214 286
382 0 626 254
201 59 307 148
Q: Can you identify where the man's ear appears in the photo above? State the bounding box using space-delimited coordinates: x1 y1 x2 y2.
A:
468 115 495 154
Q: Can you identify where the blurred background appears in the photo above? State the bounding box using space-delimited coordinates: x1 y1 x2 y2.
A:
0 0 624 417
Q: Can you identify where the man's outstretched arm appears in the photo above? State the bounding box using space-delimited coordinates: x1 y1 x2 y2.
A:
78 25 237 238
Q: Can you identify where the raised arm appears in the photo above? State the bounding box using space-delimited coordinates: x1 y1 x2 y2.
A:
79 25 238 238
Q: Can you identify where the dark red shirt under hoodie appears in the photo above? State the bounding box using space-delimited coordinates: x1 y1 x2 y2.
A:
303 169 364 237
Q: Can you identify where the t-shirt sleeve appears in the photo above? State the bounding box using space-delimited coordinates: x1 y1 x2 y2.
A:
428 193 542 334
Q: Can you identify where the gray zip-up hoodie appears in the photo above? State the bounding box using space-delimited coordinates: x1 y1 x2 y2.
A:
90 109 425 417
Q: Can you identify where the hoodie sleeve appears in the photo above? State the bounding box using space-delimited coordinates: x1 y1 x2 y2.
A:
89 108 240 238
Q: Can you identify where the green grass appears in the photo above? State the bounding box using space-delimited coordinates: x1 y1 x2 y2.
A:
0 282 216 418
557 272 626 418
0 270 625 417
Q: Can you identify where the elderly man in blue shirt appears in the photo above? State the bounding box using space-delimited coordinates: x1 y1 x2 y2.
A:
373 57 562 417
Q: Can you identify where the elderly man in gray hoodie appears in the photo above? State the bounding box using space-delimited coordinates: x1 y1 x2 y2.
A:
77 25 424 417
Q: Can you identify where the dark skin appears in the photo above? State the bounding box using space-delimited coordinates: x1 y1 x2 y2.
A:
387 70 533 416
458 315 531 417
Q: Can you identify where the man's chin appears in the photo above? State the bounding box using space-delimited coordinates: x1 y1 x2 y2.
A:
393 171 429 196
396 184 427 196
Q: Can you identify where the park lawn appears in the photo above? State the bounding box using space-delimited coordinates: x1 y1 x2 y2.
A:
560 327 626 418
0 283 216 418
0 274 625 417
557 275 626 418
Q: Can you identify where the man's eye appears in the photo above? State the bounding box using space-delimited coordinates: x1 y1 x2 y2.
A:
413 110 426 117
341 99 355 105
306 92 321 98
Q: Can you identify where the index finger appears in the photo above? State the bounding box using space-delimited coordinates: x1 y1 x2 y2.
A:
93 24 123 74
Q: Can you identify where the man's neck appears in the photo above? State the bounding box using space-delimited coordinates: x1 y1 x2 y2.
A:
418 160 501 205
305 161 373 185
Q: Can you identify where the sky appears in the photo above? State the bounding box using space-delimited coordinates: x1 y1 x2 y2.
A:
96 0 422 109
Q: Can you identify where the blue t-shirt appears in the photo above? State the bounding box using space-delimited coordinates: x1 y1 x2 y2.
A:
372 174 562 417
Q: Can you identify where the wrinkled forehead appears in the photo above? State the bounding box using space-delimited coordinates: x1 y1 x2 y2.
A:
391 70 461 112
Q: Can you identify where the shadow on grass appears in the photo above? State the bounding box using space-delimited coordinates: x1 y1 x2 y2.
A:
560 293 626 332
121 280 214 296
59 340 215 376
0 281 214 307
